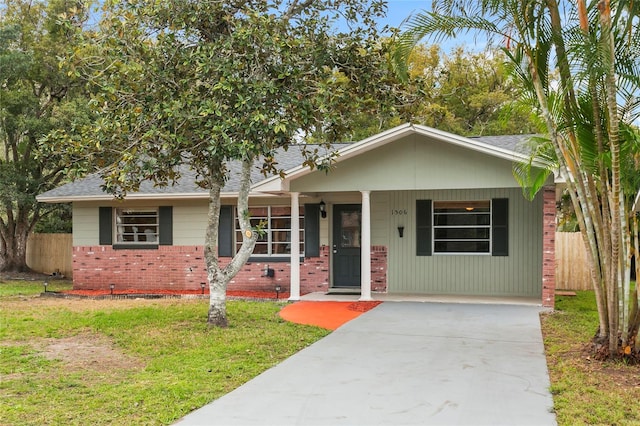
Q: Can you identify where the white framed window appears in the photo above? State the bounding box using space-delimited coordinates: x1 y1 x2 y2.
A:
115 208 159 243
235 206 304 256
433 201 491 254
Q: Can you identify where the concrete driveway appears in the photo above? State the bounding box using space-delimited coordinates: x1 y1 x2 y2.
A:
176 302 556 425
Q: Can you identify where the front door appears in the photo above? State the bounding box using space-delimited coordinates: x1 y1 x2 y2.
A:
332 204 361 288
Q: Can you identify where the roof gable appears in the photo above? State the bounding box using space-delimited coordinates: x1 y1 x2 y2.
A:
289 131 525 192
254 123 534 193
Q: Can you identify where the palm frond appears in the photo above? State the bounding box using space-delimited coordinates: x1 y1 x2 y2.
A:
512 135 556 201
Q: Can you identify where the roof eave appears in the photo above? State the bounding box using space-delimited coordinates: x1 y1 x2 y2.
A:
36 191 282 203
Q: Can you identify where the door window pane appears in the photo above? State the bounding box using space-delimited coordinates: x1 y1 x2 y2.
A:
340 210 361 248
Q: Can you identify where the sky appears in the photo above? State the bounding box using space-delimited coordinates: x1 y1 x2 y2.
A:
377 0 487 52
384 0 427 28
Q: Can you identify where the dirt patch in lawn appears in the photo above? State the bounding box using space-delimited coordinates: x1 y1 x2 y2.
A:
3 332 145 384
36 332 145 373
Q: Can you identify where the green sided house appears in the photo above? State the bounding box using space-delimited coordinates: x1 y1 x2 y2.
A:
37 123 557 307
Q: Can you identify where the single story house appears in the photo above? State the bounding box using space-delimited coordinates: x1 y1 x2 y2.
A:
37 123 557 307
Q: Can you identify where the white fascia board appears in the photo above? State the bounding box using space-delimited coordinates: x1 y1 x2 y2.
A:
37 192 208 203
36 191 277 204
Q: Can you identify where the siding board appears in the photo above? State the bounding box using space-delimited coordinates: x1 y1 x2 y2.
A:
385 188 542 297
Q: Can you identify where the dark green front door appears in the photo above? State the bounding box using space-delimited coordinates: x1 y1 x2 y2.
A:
332 204 361 288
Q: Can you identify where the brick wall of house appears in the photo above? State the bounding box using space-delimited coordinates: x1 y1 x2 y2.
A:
542 186 556 308
72 244 388 294
371 245 388 292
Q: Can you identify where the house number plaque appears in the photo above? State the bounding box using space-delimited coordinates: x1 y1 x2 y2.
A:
391 209 408 215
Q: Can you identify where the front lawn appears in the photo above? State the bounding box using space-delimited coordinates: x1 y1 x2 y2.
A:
542 291 640 425
4 280 639 425
0 281 329 425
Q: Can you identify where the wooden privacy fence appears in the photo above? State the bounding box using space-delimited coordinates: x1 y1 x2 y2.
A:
555 232 591 290
26 233 73 278
23 231 590 289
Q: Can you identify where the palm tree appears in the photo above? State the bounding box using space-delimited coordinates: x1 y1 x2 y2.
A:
398 0 640 359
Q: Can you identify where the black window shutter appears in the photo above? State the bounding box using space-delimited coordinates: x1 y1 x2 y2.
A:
304 204 320 257
492 198 509 256
416 200 432 256
218 206 233 257
99 207 113 245
158 206 173 245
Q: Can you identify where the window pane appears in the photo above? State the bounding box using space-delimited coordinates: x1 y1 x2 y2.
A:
234 206 305 256
273 243 290 254
116 209 158 243
272 230 290 243
271 217 291 229
434 241 490 253
252 243 268 254
433 201 491 254
434 228 490 240
270 206 290 216
248 207 268 216
434 201 490 213
434 213 490 226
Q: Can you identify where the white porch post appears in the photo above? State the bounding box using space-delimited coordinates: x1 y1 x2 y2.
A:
289 192 301 301
360 190 372 301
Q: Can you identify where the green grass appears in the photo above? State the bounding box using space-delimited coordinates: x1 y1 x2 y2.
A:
542 291 640 425
0 279 72 297
0 282 330 425
7 281 639 425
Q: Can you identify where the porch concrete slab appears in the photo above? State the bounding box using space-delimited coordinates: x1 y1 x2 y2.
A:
300 291 542 305
176 302 556 426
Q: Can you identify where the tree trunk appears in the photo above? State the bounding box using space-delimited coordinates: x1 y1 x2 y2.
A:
204 156 259 328
598 0 623 355
0 219 32 273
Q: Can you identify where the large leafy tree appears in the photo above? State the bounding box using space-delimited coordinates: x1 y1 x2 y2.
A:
404 45 542 136
0 0 91 272
52 0 398 326
400 0 640 359
350 44 543 140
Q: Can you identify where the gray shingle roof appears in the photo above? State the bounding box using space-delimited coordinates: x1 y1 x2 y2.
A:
37 129 534 202
37 144 348 201
469 134 536 153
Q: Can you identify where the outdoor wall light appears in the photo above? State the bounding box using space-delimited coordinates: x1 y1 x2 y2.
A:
200 282 206 294
397 226 405 238
43 280 48 293
263 265 275 278
319 200 327 218
109 283 115 295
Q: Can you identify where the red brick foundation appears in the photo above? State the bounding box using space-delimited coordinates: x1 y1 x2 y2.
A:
542 186 556 308
72 244 388 295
